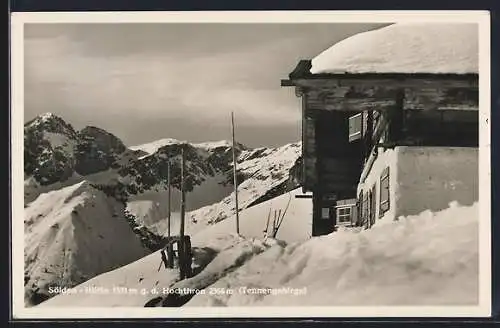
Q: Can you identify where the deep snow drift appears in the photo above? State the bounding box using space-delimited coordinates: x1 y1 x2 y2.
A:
24 181 149 306
38 200 478 307
311 23 478 74
187 201 479 306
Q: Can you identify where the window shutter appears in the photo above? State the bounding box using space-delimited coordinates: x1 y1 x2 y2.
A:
379 167 390 216
363 192 369 228
357 191 363 226
321 207 330 219
370 184 377 226
348 113 363 142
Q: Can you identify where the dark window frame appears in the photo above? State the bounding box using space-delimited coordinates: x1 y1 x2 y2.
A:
348 112 363 142
362 191 370 228
337 206 352 223
321 207 331 220
379 167 390 217
357 191 363 227
370 184 377 226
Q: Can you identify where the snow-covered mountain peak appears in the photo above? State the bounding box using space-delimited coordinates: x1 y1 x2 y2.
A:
129 138 185 157
192 140 247 151
38 112 59 122
25 112 77 138
24 180 149 306
193 140 232 148
24 115 135 187
130 138 249 160
23 114 304 308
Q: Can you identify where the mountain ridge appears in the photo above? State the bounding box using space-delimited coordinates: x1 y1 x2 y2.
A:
23 112 302 306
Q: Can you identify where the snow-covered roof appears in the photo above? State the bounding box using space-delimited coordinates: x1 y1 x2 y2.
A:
310 23 478 75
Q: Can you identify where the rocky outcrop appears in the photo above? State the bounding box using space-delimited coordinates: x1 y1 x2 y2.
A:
74 126 127 175
24 113 78 186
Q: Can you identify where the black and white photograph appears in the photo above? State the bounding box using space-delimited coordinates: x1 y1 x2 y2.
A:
10 11 491 318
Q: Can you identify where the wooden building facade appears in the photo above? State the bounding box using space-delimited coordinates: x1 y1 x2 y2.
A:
282 60 479 236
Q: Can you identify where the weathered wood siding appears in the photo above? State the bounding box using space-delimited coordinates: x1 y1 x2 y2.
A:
404 87 478 111
403 110 479 147
302 104 317 191
290 72 479 237
314 111 363 196
300 79 478 112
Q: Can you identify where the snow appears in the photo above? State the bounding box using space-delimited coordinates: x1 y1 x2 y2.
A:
25 113 64 130
311 23 478 74
37 234 264 307
39 112 57 121
24 180 149 306
34 186 310 308
192 140 233 150
184 142 301 234
129 138 183 157
193 188 312 245
130 139 236 156
24 169 124 205
36 249 180 307
39 200 478 308
127 173 233 232
187 201 478 306
128 141 301 237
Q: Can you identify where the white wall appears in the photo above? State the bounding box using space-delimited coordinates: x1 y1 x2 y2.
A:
357 146 478 225
357 147 399 222
395 147 478 217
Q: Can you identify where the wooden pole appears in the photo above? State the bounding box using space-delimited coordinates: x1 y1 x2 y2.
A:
180 147 186 238
272 210 277 236
231 112 240 235
167 160 171 238
179 146 187 279
264 207 272 235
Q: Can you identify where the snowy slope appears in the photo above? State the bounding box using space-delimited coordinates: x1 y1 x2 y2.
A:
24 168 127 205
25 113 301 226
127 173 232 231
37 234 259 307
186 201 478 306
35 188 311 307
193 188 312 245
311 23 478 74
192 140 233 150
129 138 184 158
24 181 149 306
181 143 302 235
38 201 478 307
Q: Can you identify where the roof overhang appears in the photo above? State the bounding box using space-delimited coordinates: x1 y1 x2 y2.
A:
281 60 478 88
281 60 479 112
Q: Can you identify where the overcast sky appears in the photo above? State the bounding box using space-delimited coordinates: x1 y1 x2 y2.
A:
24 23 385 148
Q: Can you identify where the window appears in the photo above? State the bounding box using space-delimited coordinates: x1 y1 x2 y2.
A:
370 184 377 226
348 113 363 142
337 207 352 224
379 167 390 216
357 191 363 227
362 191 370 228
321 207 330 219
